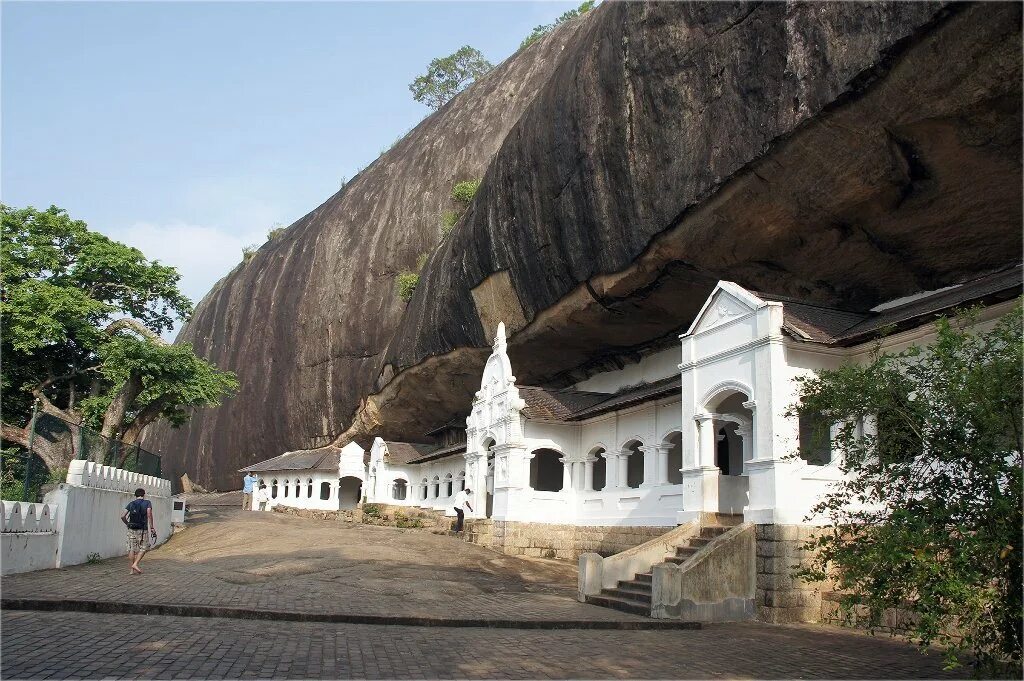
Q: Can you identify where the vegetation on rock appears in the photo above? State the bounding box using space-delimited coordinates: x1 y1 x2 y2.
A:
793 304 1023 674
521 1 595 49
440 211 460 238
451 179 481 205
266 224 286 241
0 205 239 472
409 46 493 110
396 272 420 302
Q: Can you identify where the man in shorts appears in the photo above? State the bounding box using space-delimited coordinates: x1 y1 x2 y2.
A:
121 488 156 575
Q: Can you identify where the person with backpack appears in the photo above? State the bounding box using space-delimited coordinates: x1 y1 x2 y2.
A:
121 488 156 575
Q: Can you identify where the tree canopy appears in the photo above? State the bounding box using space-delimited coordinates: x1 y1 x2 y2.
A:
409 46 493 110
1 205 238 470
793 304 1022 674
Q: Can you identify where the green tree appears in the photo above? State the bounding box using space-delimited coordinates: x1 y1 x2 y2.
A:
1 205 238 471
793 305 1022 674
520 1 596 49
409 46 493 110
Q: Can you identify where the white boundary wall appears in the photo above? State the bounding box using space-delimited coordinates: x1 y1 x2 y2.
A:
1 461 172 575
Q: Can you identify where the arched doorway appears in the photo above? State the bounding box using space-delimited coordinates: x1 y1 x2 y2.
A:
338 476 362 510
482 437 495 518
392 478 408 501
622 439 644 489
590 447 606 491
663 432 682 484
529 449 562 492
703 388 754 514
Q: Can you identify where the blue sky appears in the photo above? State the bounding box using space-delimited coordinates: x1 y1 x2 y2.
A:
2 0 579 327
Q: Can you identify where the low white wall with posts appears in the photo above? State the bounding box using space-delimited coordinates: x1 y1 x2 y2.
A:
0 461 172 575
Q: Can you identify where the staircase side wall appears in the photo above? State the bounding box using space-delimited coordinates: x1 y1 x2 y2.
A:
652 523 755 622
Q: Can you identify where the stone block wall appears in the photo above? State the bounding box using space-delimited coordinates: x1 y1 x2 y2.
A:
755 524 826 624
468 520 668 561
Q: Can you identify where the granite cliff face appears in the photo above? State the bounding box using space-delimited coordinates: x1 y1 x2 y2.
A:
145 2 1022 489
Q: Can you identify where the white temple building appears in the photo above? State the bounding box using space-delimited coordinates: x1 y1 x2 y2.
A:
241 268 1021 529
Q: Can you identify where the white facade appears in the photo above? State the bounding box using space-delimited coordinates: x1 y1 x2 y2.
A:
251 442 366 512
250 277 1018 529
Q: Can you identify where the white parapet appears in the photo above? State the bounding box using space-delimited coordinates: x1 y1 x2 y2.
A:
65 460 171 497
0 500 58 534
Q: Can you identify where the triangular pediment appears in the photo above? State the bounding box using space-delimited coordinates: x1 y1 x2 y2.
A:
686 282 765 336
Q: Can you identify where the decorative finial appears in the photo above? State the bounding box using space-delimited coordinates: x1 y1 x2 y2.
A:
493 322 506 351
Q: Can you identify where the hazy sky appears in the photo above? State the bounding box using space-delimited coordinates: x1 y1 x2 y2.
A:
2 0 579 330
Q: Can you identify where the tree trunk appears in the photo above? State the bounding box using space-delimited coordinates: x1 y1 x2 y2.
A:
1 422 67 473
100 374 143 440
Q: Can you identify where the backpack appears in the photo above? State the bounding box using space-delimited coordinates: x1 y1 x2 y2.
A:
125 499 148 530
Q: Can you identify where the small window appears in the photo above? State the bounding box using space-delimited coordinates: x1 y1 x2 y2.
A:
173 501 184 510
799 411 832 466
444 474 453 497
307 478 313 498
320 481 331 500
271 480 279 499
392 479 408 501
421 479 429 500
283 480 289 498
432 476 440 498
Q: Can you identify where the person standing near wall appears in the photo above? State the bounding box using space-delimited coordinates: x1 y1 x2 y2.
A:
452 487 473 533
254 482 269 511
121 488 156 575
242 472 258 510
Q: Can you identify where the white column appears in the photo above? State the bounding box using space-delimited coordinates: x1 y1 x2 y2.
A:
560 458 572 493
583 459 595 491
696 414 716 468
640 446 658 488
655 445 669 484
618 453 629 489
603 452 617 488
735 425 752 475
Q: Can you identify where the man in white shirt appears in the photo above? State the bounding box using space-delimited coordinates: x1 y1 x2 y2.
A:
451 488 473 533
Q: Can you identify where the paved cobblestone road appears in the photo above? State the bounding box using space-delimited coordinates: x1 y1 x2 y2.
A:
2 610 964 679
2 507 636 622
1 506 968 679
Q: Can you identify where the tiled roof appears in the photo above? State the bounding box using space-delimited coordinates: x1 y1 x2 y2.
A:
383 441 437 465
517 386 612 420
239 446 340 473
405 443 467 465
763 266 1022 346
568 375 683 420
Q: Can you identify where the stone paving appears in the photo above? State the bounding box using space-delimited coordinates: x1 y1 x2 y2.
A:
1 505 970 679
1 610 966 679
2 507 638 623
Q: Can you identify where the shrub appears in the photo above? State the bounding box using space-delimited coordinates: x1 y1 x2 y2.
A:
451 179 481 205
242 245 258 263
362 503 382 518
520 1 596 50
396 272 419 301
440 211 460 237
266 224 286 241
86 553 101 564
395 514 424 529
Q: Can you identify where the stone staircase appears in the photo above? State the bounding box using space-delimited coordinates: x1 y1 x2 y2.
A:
584 514 743 616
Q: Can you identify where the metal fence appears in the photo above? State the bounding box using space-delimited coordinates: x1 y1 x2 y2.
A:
3 410 162 502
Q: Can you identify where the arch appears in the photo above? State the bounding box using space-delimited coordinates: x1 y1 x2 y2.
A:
283 479 289 498
529 448 563 492
319 481 331 500
307 478 313 498
431 475 440 499
420 477 429 501
456 471 466 492
444 473 454 498
661 430 683 484
588 445 607 491
338 476 361 510
271 479 279 499
621 439 644 489
391 478 408 501
479 433 498 452
701 380 753 411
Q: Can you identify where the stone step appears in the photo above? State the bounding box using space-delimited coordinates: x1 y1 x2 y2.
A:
663 555 687 565
634 572 652 584
708 513 744 527
689 536 712 548
604 587 652 605
584 594 651 617
700 525 730 538
620 578 653 592
675 546 698 558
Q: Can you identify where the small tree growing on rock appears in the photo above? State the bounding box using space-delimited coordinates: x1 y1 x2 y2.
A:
409 46 493 110
793 304 1022 675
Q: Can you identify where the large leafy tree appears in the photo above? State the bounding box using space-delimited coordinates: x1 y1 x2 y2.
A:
1 205 238 470
794 304 1022 674
409 46 493 110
